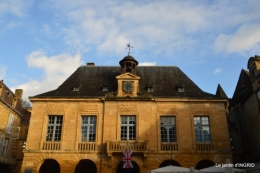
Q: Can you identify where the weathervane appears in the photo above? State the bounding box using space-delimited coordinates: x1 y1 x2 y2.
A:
126 43 133 55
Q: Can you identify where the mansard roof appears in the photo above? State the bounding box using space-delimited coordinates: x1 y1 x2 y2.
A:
32 66 221 99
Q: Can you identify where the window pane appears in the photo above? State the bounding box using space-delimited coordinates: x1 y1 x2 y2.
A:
160 116 177 142
120 116 136 140
194 116 211 142
46 116 63 141
81 116 96 142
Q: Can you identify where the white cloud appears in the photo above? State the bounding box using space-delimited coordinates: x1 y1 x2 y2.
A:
34 0 260 57
214 68 222 74
214 24 260 53
0 0 34 17
11 51 83 99
139 62 156 66
0 64 7 80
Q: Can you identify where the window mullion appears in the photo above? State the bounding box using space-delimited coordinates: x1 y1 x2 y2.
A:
53 116 57 141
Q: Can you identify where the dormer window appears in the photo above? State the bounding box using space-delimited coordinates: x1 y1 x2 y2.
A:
103 86 108 91
5 91 11 97
178 87 184 92
147 87 153 92
73 86 79 91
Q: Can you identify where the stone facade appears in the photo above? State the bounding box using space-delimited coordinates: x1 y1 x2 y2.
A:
0 81 23 173
21 55 232 173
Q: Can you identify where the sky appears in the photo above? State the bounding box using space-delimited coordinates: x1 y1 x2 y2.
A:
1 0 260 101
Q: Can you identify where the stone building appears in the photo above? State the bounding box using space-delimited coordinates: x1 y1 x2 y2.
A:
0 80 23 173
228 55 260 172
21 54 232 173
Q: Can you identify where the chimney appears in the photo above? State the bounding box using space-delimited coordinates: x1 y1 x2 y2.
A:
15 89 23 100
86 62 95 66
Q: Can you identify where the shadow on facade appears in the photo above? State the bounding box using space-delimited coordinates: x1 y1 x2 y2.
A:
159 159 181 167
74 159 97 173
116 160 140 173
39 159 60 173
195 159 215 169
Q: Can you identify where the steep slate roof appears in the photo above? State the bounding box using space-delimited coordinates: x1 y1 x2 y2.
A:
230 69 253 106
216 84 228 99
33 66 220 99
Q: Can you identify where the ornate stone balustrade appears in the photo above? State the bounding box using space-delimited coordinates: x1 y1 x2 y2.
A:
160 142 178 151
107 140 148 151
78 142 96 150
195 142 214 151
42 142 61 150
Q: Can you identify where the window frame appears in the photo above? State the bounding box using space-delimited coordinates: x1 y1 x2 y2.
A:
160 116 177 142
120 116 136 140
46 115 63 142
81 116 97 142
193 116 212 142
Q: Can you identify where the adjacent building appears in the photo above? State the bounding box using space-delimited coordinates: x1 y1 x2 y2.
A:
21 54 232 173
228 55 260 172
0 80 23 173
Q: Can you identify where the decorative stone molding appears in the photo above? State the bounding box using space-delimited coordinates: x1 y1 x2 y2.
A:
47 104 64 112
79 104 98 112
158 105 176 112
118 104 137 112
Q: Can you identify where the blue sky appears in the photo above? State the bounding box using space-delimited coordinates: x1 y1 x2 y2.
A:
1 0 260 100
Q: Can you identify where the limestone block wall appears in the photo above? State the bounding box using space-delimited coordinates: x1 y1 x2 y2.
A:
21 98 232 173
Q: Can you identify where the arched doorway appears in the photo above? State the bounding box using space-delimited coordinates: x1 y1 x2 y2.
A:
39 159 60 173
116 161 140 173
159 159 181 167
74 159 97 173
195 159 215 169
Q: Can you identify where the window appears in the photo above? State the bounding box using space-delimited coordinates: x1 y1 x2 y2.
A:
147 87 153 92
121 116 136 140
102 86 108 91
178 87 184 92
160 116 177 142
0 136 6 155
0 137 11 157
46 116 63 141
6 114 14 134
194 116 211 142
81 116 96 142
73 86 79 91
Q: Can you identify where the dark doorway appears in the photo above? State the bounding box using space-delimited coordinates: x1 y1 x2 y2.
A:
116 161 140 173
74 159 97 173
195 159 215 169
159 159 181 167
39 159 60 173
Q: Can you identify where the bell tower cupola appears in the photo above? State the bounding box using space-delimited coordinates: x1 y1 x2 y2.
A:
119 43 138 75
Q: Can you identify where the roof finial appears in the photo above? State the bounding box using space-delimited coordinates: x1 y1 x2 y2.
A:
126 43 133 55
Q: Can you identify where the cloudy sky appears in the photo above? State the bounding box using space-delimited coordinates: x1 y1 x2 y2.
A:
1 0 260 100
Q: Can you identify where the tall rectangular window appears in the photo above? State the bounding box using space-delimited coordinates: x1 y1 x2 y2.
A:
194 116 211 142
46 116 63 141
121 116 136 140
6 114 14 134
81 116 96 142
160 116 177 142
0 136 6 155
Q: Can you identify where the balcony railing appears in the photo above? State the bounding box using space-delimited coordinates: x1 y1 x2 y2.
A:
196 142 214 151
107 140 148 151
78 142 96 150
42 142 61 150
161 142 178 151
